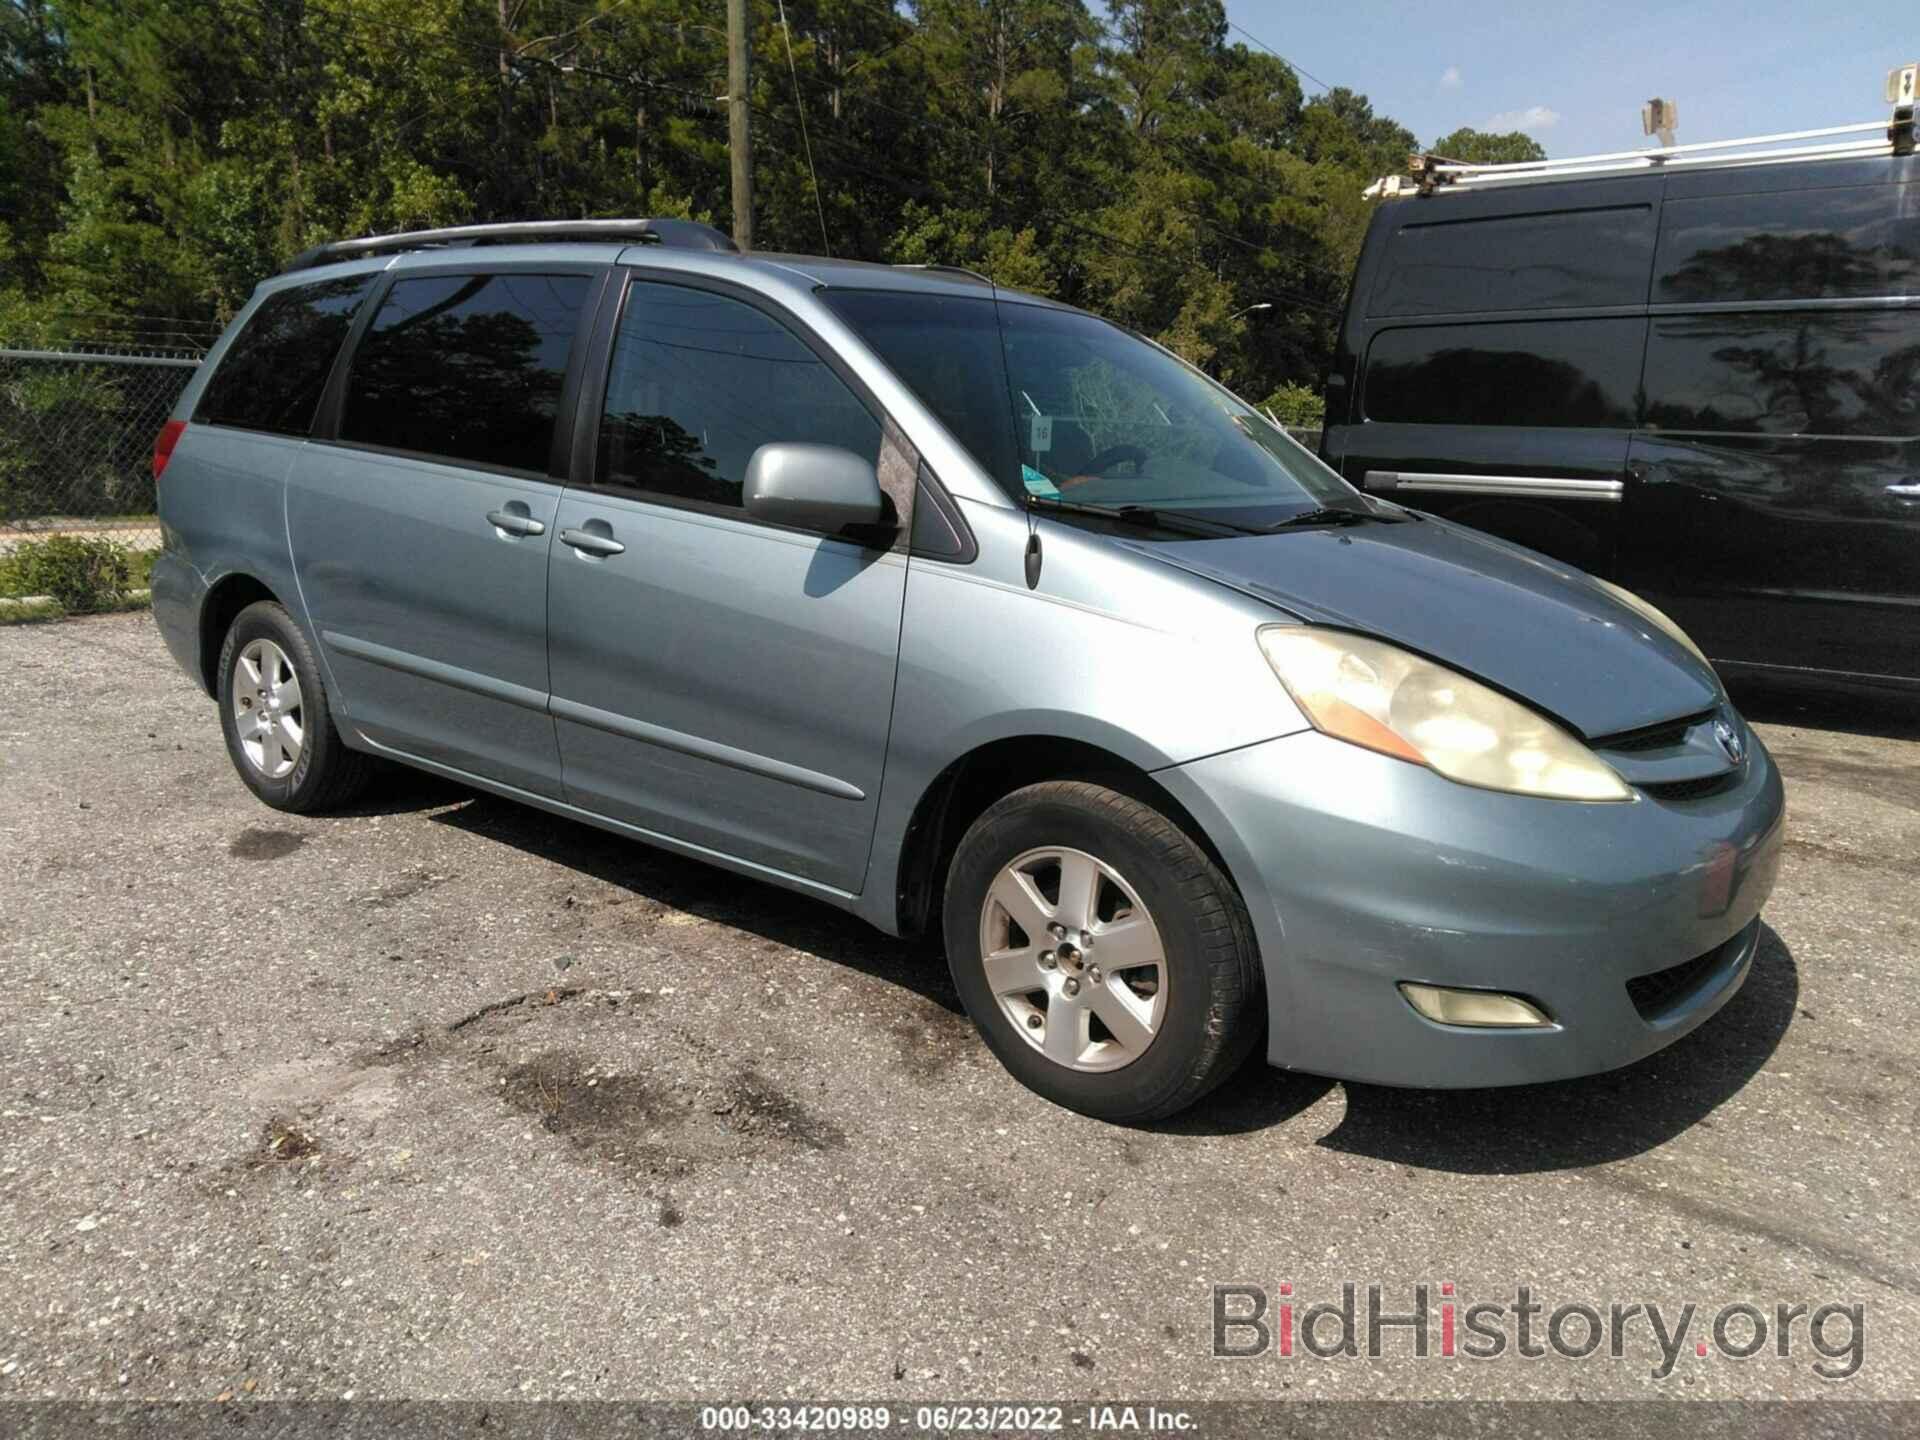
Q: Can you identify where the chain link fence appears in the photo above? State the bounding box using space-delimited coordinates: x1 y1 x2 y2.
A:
0 341 210 564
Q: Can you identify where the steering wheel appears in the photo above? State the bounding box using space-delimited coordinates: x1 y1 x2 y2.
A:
1078 443 1149 476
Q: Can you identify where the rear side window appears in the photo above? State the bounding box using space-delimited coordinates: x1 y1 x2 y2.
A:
1643 310 1920 436
597 281 881 510
1656 184 1920 303
1363 319 1643 427
194 275 374 435
1369 206 1654 317
340 272 592 473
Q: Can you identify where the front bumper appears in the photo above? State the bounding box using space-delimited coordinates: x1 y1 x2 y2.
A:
1157 726 1785 1088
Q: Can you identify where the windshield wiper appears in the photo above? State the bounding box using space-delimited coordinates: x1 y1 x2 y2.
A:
1266 505 1398 531
1025 496 1266 538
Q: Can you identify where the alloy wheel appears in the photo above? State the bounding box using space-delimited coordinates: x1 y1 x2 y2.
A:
232 637 304 780
976 845 1168 1072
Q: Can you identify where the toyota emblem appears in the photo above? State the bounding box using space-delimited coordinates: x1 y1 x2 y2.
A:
1714 717 1747 765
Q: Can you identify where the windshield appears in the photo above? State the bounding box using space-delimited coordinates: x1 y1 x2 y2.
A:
819 289 1362 526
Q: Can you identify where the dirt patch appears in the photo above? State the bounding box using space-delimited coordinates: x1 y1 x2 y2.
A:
712 1069 846 1151
356 987 593 1066
1765 747 1920 814
1783 836 1920 879
497 1048 691 1177
890 998 976 1082
361 868 455 906
260 1117 320 1161
229 827 304 861
233 1116 344 1186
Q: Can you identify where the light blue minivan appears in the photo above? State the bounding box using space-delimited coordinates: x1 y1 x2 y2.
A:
151 219 1784 1121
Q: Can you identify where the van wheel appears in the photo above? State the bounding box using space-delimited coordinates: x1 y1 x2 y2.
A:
942 780 1262 1122
216 600 372 813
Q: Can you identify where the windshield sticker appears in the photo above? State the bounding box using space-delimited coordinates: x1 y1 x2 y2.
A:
1021 464 1061 498
1029 414 1054 453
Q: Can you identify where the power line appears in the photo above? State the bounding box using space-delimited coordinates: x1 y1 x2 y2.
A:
1224 19 1336 97
776 0 832 254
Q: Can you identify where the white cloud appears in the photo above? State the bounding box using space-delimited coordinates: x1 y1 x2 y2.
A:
1487 104 1561 134
1440 66 1462 90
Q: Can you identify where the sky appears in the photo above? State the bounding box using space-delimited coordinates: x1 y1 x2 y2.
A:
1222 0 1917 160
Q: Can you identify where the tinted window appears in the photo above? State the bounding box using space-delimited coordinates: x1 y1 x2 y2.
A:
1364 319 1643 427
340 272 591 472
817 290 1022 486
598 282 880 510
1655 184 1920 303
195 276 374 435
823 289 1358 520
1643 310 1920 436
1370 206 1654 317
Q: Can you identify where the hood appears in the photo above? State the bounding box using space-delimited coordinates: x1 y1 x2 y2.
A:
1122 516 1720 739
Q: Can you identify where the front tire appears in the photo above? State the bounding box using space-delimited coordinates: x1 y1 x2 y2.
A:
942 780 1262 1122
217 600 372 813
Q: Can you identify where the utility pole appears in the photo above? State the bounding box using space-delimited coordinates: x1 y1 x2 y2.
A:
727 0 753 250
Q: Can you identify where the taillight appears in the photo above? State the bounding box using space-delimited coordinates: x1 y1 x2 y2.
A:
153 419 187 482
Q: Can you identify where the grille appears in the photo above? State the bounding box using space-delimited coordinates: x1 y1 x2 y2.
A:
1594 709 1717 754
1626 933 1742 1020
1640 771 1741 802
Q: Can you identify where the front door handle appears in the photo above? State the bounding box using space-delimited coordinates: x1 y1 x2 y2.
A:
486 508 547 537
561 526 626 557
1886 483 1920 497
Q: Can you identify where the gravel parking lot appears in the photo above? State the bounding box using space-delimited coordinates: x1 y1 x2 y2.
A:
2 611 1917 1409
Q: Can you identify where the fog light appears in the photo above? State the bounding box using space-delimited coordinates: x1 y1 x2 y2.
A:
1399 983 1552 1028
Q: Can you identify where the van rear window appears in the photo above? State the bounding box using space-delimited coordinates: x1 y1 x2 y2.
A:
194 275 374 436
1370 206 1654 317
1363 319 1643 428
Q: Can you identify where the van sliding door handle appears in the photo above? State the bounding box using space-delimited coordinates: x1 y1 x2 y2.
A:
561 526 626 557
486 509 546 537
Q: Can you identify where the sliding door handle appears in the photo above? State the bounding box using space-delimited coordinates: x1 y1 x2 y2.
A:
561 526 626 557
486 508 547 537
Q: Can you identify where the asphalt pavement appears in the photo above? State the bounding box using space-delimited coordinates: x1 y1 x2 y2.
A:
2 612 1916 1410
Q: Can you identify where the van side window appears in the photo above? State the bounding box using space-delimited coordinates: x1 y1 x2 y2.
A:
339 272 591 474
1643 310 1920 436
597 282 881 511
1363 319 1642 427
1370 206 1654 317
1655 186 1920 303
194 275 374 436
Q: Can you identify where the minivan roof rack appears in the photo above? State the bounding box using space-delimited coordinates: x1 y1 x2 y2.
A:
1368 107 1916 199
283 218 738 272
891 263 995 285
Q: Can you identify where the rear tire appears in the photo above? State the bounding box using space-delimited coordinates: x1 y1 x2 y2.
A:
942 780 1262 1122
217 600 372 813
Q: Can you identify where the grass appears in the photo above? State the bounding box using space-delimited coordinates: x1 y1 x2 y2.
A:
0 590 151 625
0 537 156 622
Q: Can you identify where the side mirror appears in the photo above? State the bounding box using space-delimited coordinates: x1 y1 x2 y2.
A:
743 443 892 535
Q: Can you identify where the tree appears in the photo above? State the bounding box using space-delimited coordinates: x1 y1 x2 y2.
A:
1429 127 1546 165
0 0 1424 409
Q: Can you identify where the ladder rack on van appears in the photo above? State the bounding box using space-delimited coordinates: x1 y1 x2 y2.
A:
1368 106 1916 199
283 218 738 273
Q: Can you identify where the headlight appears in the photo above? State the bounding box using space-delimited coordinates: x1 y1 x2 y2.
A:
1258 626 1632 802
1590 577 1712 671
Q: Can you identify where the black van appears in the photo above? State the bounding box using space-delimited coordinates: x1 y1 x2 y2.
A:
1321 149 1920 693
